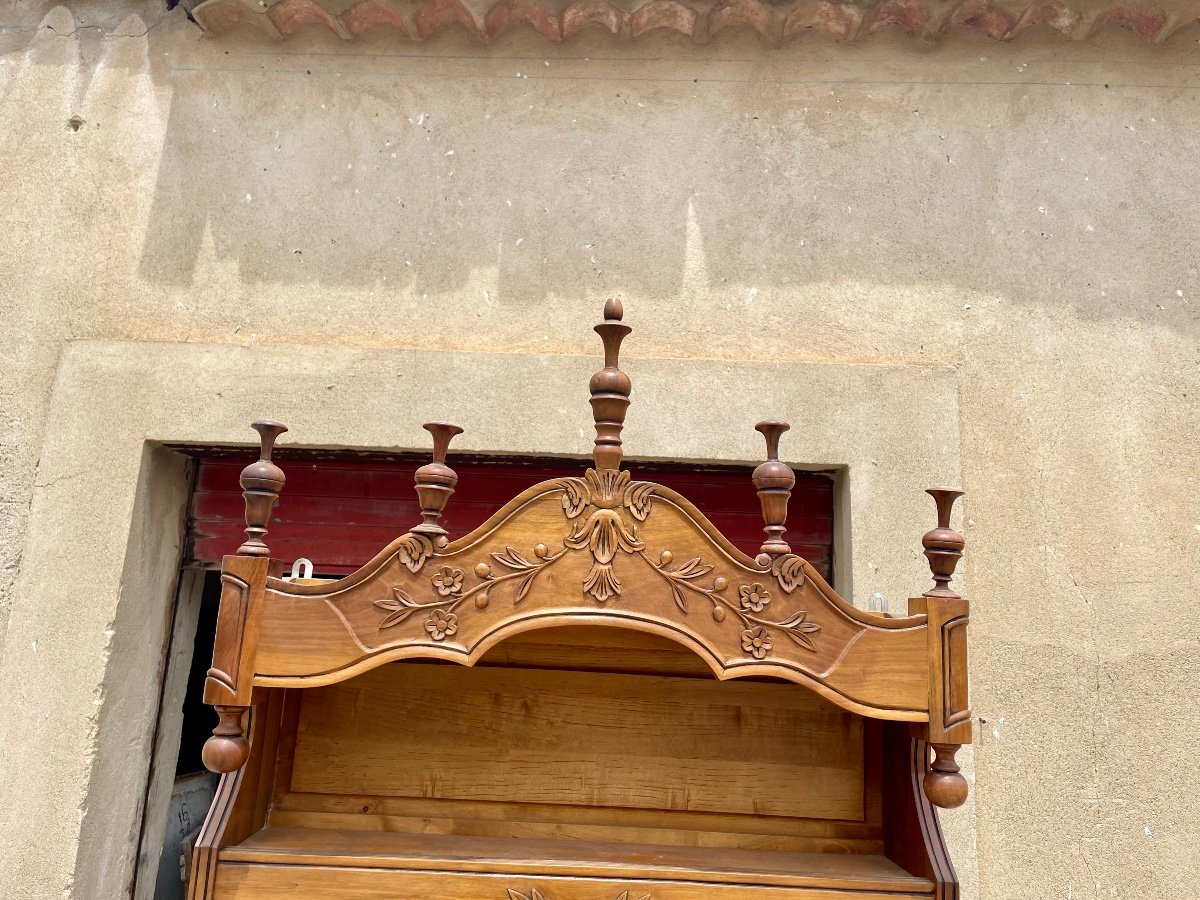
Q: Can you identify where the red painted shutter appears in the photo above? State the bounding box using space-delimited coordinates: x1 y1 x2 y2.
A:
188 457 835 583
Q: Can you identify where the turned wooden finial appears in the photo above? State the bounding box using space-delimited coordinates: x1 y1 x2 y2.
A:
411 422 463 539
753 421 795 558
237 421 287 557
590 298 633 470
202 705 249 773
924 742 969 808
922 488 965 598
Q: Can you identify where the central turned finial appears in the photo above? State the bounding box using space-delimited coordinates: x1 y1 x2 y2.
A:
590 298 632 470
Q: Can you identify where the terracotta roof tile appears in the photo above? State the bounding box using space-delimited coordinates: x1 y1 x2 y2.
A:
191 0 1199 42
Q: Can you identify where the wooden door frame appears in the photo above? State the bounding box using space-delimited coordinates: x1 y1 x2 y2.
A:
131 568 208 900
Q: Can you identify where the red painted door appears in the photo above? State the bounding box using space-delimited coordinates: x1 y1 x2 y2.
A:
188 456 835 583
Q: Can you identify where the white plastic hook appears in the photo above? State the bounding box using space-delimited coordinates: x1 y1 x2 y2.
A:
289 557 314 580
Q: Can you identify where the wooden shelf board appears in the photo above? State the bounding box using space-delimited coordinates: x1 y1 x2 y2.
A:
220 827 933 893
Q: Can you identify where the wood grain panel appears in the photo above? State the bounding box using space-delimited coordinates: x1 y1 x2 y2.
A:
476 626 715 678
214 863 931 900
290 664 865 821
218 828 931 891
265 808 879 856
269 787 885 855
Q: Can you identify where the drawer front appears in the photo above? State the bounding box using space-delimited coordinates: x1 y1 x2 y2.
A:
214 863 930 900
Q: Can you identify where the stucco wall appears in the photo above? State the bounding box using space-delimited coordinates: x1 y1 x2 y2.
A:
1 2 1197 898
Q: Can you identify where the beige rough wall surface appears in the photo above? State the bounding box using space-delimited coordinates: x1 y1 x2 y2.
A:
1 1 1197 898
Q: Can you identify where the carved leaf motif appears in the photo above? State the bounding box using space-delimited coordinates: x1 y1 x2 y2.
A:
570 509 642 564
513 570 540 605
583 562 622 603
775 609 822 651
674 557 713 579
396 533 434 573
558 478 589 518
654 555 717 613
624 480 656 521
374 587 421 629
775 610 814 628
668 581 688 613
554 469 659 605
586 466 629 502
771 553 807 594
493 546 536 571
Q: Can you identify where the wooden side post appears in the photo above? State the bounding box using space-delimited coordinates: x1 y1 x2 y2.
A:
203 421 288 773
914 488 972 809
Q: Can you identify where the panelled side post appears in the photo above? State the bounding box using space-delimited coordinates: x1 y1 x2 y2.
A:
912 488 971 809
202 421 288 774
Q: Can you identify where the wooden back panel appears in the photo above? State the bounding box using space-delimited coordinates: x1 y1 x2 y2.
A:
287 658 867 826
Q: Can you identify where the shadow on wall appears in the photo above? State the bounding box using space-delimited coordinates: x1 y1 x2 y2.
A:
132 25 1200 323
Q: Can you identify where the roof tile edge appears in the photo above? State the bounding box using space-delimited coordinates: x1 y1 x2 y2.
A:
191 0 1197 44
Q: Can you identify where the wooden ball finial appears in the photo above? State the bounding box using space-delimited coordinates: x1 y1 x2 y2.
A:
923 743 969 808
411 423 463 539
238 420 287 557
922 488 965 598
202 706 249 773
753 420 795 558
590 299 632 470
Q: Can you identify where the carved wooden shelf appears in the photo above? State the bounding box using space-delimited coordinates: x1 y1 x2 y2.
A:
189 301 971 900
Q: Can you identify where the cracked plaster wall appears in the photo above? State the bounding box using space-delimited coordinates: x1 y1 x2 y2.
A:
0 1 1198 899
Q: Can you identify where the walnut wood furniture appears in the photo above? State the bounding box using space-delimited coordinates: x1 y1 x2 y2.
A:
190 299 972 900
